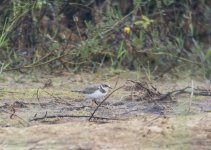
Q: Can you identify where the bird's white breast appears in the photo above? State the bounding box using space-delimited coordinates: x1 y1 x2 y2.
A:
85 90 107 99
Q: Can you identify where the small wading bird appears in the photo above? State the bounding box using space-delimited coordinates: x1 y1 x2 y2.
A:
72 84 112 105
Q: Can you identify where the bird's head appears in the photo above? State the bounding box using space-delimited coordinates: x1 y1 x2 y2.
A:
100 84 112 92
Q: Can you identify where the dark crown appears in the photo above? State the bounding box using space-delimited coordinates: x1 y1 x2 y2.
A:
101 84 112 89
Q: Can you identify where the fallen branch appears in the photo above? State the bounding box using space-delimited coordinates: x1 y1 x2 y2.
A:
30 114 115 122
126 80 162 101
168 86 211 97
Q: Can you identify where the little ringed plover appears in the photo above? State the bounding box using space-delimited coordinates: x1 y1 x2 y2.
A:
72 84 112 100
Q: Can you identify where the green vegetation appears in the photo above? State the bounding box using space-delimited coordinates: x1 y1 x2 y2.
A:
0 0 210 78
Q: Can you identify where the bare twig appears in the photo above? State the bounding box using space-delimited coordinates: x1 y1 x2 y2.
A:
43 90 62 101
127 80 154 95
113 75 120 89
4 52 70 71
1 109 30 126
30 114 115 122
188 80 194 112
170 86 191 96
36 88 42 108
10 106 16 119
36 88 40 102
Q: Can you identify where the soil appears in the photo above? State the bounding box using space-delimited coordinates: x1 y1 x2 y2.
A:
0 70 211 150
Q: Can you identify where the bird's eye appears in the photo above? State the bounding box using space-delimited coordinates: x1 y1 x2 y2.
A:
102 84 108 87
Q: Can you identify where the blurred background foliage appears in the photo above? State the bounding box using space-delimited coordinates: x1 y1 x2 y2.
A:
0 0 210 78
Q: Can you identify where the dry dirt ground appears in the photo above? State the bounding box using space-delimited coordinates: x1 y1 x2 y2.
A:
0 70 211 150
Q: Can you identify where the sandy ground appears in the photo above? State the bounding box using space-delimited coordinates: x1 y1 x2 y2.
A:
0 113 211 150
0 70 211 149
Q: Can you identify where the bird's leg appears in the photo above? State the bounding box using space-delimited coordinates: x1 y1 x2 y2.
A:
92 99 98 106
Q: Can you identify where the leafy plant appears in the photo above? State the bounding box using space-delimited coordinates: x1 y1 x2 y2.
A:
0 19 9 48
